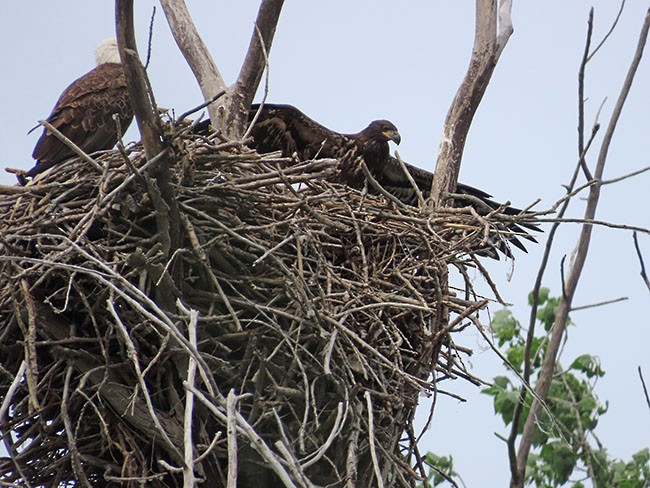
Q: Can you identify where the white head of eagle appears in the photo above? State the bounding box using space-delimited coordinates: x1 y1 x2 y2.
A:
95 38 121 65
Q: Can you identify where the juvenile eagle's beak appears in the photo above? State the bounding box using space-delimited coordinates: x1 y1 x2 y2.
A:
385 129 401 145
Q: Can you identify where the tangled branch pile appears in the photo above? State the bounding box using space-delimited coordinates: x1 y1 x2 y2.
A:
0 125 519 486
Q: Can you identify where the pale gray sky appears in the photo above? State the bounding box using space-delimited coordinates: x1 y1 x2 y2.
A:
1 2 649 485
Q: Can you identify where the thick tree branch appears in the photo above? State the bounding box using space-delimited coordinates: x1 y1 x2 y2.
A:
512 7 650 486
159 0 227 126
116 0 181 310
429 0 512 207
160 0 283 139
116 0 165 160
220 0 285 138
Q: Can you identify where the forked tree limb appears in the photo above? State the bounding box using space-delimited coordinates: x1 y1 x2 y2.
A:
429 0 513 208
159 0 226 126
116 0 183 307
222 0 285 138
511 7 650 487
160 0 284 139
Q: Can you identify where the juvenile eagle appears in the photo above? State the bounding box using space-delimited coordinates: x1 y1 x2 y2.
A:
246 103 538 258
26 39 134 178
249 103 400 188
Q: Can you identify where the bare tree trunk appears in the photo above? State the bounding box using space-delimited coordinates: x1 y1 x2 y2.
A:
116 0 181 309
159 0 227 127
429 0 512 207
220 0 285 138
161 0 285 139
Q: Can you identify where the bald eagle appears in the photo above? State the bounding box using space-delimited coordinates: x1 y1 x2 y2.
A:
26 39 134 178
246 103 538 258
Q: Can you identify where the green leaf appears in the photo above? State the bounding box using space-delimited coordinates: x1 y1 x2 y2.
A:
536 296 561 330
570 354 605 378
529 287 550 306
493 389 520 424
506 344 525 372
486 289 650 488
487 375 512 391
539 441 577 484
492 309 521 346
422 452 458 486
631 447 650 465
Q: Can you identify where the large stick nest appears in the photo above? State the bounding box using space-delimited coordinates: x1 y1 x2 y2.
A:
0 123 517 486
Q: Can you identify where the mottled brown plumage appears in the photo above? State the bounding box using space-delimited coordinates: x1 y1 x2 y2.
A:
246 103 539 259
249 103 400 188
27 45 133 178
377 155 539 257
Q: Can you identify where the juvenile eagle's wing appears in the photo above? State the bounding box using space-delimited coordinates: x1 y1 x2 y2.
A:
374 156 540 258
248 104 399 188
248 103 351 160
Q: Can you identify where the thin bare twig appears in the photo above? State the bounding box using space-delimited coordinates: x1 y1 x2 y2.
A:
570 296 628 311
226 390 239 488
394 151 426 208
365 391 385 488
242 24 272 141
176 90 227 124
178 301 199 488
633 231 650 292
36 119 103 173
601 162 650 185
145 6 156 69
587 0 627 62
639 367 650 412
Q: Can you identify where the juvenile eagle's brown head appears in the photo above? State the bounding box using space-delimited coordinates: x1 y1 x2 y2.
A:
362 120 401 145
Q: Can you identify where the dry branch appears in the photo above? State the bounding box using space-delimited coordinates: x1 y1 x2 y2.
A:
160 0 284 139
116 0 165 161
159 0 227 127
116 0 184 311
225 0 285 138
430 0 513 207
633 231 650 292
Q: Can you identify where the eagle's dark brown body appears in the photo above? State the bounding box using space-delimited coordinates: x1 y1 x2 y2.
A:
246 103 539 258
27 61 133 177
249 103 400 188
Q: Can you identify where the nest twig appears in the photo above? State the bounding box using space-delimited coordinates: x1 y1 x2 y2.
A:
0 124 526 486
